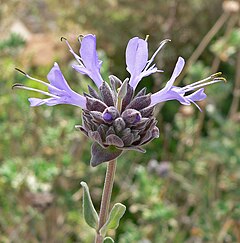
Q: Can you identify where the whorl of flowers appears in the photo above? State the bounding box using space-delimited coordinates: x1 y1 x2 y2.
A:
13 34 225 166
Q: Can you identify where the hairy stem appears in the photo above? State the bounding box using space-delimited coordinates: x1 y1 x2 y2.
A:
95 159 117 243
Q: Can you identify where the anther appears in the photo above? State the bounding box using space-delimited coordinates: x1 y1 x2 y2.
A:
60 36 67 42
162 39 171 44
145 35 150 41
214 77 227 83
15 68 27 76
78 34 85 42
210 72 222 79
12 83 24 89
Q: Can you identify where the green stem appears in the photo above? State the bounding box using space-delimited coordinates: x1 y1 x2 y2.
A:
95 159 117 243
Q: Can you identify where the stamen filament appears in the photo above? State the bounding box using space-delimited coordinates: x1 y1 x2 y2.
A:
15 68 60 92
180 72 224 91
184 79 224 92
12 84 59 98
144 39 171 71
62 38 84 66
180 76 213 91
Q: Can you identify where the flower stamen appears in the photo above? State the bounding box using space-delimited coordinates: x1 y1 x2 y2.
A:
144 39 171 71
12 84 59 98
184 78 225 92
180 73 226 92
15 68 60 92
77 34 85 42
61 37 84 66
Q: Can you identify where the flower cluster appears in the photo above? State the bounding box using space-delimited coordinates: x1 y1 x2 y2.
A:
13 34 225 166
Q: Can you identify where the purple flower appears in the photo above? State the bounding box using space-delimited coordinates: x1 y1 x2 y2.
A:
150 57 223 110
126 38 224 111
63 34 104 88
126 37 169 89
13 63 86 108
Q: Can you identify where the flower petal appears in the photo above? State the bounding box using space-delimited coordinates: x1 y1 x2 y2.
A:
185 88 207 102
126 37 148 75
47 63 72 93
78 34 104 88
28 97 59 107
29 94 86 108
28 63 87 109
80 34 101 69
72 64 91 76
165 57 185 91
151 86 188 105
150 57 186 106
126 37 148 88
47 63 87 108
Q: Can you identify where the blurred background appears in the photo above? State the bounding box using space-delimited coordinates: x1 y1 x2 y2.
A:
0 0 240 242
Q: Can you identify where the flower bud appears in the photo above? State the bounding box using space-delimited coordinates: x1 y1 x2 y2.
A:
121 109 142 124
113 117 126 133
102 106 119 122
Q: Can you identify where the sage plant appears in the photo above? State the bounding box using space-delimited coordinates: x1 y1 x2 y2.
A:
13 34 225 243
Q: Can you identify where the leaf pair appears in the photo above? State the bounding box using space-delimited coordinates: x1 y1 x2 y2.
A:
80 181 126 241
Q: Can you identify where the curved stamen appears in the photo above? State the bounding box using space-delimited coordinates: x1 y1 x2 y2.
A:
15 68 26 75
15 68 60 92
12 84 59 98
181 76 212 91
62 37 84 66
77 34 85 42
179 72 226 92
144 39 171 71
60 36 67 42
181 72 224 91
184 78 225 92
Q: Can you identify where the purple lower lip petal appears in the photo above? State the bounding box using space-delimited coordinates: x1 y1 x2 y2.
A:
103 112 113 121
135 114 141 123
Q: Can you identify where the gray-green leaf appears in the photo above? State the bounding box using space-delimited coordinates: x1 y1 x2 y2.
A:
80 181 99 229
103 237 114 243
100 203 126 236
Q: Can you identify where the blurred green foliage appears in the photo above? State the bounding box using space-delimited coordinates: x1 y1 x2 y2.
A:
211 28 240 60
0 33 25 53
0 0 240 242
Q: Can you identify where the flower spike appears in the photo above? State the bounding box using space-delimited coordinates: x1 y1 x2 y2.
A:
13 63 86 108
13 34 225 166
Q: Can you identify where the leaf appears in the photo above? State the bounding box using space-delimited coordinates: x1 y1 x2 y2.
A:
80 181 99 229
103 237 114 243
100 203 126 236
